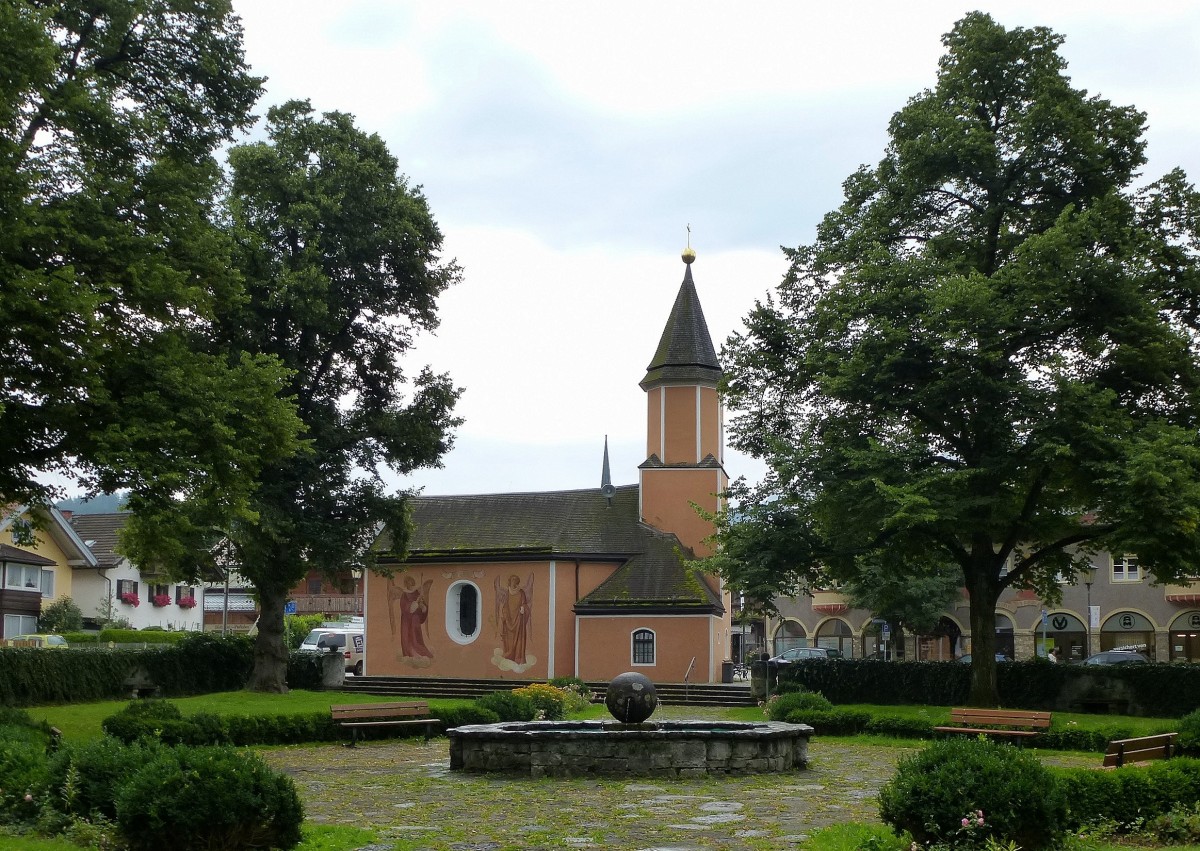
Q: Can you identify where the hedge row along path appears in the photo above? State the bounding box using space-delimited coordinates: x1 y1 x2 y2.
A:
261 706 1096 850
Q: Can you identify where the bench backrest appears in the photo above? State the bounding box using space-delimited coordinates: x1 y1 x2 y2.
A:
1103 733 1178 768
331 701 429 721
949 708 1052 729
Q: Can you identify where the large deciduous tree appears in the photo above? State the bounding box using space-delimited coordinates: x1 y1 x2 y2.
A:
714 13 1200 705
1 1 301 516
126 101 462 692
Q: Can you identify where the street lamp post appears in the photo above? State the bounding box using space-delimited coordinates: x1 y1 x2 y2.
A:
1084 565 1098 659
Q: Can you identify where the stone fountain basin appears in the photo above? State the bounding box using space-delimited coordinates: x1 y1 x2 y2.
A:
447 719 811 777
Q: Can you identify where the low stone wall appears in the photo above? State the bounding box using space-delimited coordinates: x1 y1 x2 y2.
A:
448 720 811 778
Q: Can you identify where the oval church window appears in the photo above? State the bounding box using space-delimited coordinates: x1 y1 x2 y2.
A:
447 581 481 644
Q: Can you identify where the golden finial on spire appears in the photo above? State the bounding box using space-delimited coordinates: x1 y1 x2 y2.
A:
682 223 696 264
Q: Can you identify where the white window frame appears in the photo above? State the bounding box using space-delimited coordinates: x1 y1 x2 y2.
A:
4 564 41 591
631 628 656 666
3 613 38 638
1112 554 1142 583
445 580 481 645
39 569 54 598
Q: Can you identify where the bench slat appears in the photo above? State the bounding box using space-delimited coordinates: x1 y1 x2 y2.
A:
332 706 428 720
330 700 438 746
935 708 1052 742
932 726 1037 737
1103 733 1178 768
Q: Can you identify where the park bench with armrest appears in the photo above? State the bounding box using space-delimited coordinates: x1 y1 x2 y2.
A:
1103 733 1178 768
933 708 1052 740
330 700 440 747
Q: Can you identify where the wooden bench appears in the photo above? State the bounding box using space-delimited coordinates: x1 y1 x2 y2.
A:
330 701 441 747
1103 733 1178 768
933 708 1052 741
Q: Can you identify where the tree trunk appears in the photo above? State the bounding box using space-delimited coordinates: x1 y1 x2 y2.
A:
965 560 1002 707
246 584 289 693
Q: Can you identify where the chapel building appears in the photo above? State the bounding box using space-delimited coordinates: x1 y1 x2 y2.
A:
362 251 734 682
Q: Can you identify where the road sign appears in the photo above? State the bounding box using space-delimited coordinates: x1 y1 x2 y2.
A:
284 601 296 615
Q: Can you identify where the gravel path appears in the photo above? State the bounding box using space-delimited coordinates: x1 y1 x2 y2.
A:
262 707 1096 851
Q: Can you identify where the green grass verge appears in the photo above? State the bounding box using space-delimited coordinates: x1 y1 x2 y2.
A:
25 690 478 742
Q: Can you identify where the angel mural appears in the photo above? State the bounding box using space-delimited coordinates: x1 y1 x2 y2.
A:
388 573 434 667
492 572 536 673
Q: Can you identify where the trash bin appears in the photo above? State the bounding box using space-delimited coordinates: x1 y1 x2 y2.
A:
721 660 734 683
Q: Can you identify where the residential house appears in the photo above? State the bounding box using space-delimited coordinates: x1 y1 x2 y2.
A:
0 505 96 637
68 512 203 631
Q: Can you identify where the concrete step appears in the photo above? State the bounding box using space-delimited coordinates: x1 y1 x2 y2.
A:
339 676 757 707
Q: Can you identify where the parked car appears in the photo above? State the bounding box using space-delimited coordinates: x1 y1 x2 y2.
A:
8 634 69 649
1083 650 1150 665
769 646 841 664
957 653 1011 663
298 627 365 675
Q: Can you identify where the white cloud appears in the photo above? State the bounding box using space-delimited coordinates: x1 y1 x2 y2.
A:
226 1 1200 498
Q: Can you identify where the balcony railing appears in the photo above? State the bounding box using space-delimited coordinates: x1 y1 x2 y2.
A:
291 594 362 615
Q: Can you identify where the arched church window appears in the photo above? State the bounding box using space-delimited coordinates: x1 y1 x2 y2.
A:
632 629 655 665
446 581 480 644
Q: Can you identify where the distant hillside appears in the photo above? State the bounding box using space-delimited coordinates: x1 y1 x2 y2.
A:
56 493 128 515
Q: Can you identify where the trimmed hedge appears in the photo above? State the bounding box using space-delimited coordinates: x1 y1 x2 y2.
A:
102 700 341 746
777 658 1200 717
0 633 342 706
1056 757 1200 831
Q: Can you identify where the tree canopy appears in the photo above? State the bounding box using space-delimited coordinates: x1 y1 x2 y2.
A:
0 1 301 517
123 101 462 692
712 13 1200 705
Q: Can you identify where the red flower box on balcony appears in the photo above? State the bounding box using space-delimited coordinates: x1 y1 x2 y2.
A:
151 594 171 608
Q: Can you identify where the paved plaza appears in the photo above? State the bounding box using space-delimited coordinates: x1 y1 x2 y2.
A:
263 707 1094 850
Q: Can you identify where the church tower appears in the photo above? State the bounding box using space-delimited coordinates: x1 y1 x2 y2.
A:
639 249 726 557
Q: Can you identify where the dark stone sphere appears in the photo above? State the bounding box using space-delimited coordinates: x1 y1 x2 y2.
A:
605 671 658 723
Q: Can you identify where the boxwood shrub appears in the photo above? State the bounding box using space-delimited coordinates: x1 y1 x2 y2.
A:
475 690 536 721
114 744 303 851
880 737 1067 850
437 705 501 731
766 690 833 721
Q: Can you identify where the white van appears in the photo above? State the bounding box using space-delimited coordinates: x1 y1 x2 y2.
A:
299 627 365 676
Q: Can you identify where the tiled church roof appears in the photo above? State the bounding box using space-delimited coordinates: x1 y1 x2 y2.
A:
377 485 723 614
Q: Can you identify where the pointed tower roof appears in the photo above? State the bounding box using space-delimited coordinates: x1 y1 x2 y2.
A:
640 254 722 390
600 436 616 504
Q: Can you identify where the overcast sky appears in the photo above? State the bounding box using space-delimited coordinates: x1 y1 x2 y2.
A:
230 1 1200 498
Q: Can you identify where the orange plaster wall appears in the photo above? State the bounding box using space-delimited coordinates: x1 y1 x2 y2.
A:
662 385 698 464
640 467 725 556
645 387 662 460
363 559 626 681
699 386 721 462
550 560 621 679
576 615 718 682
365 561 555 681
